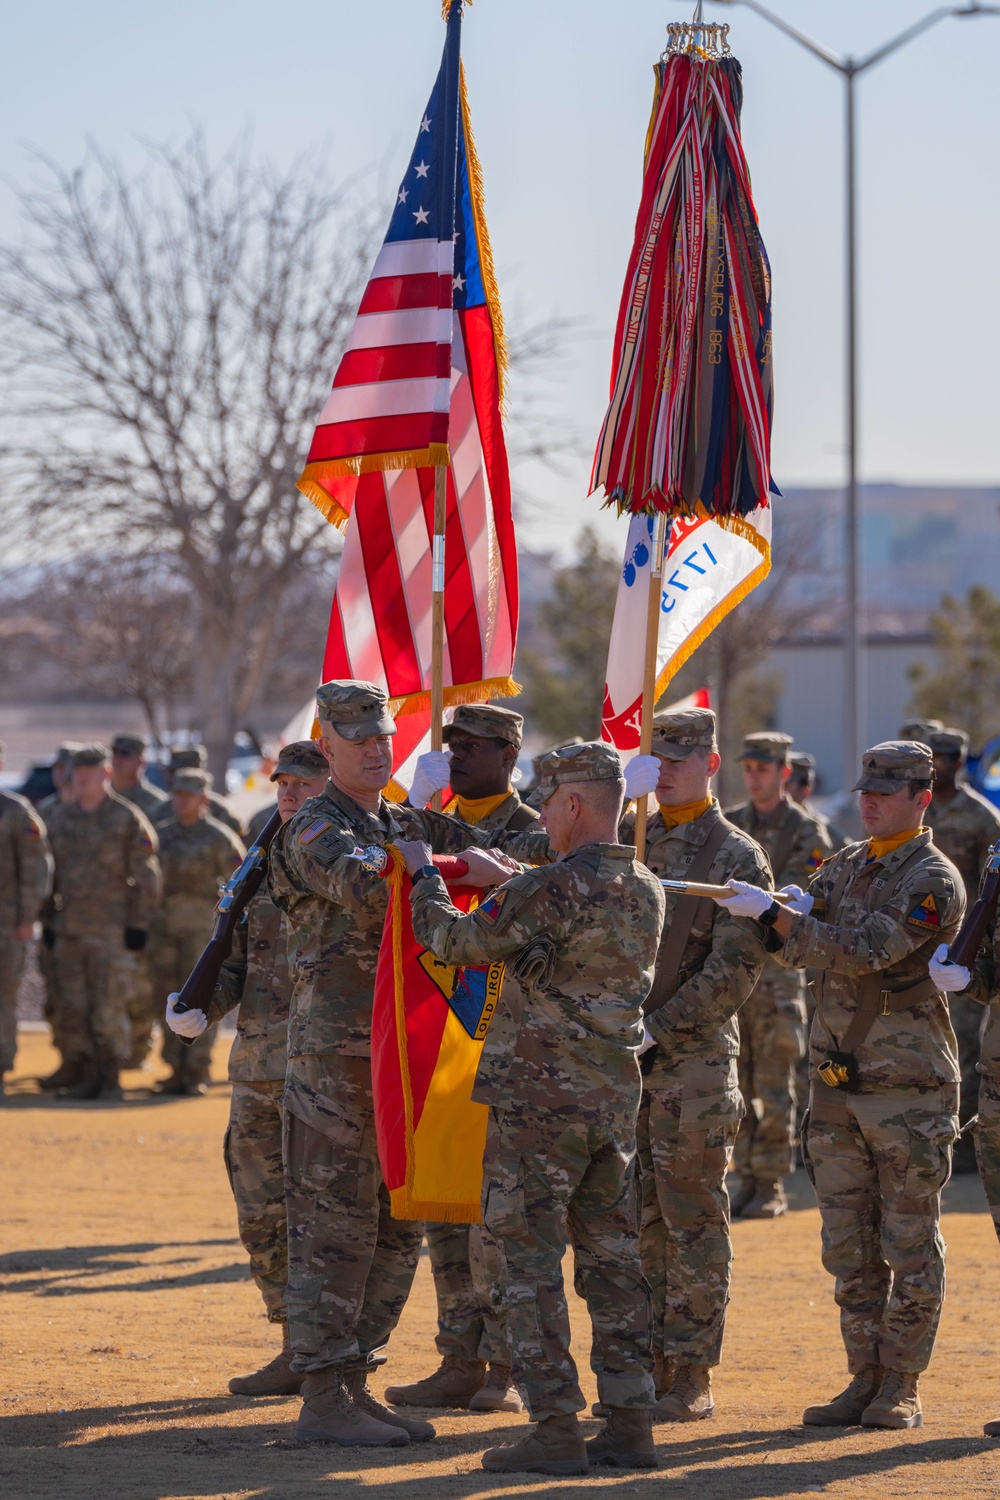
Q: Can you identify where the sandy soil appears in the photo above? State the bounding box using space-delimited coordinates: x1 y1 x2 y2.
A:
2 1028 1000 1500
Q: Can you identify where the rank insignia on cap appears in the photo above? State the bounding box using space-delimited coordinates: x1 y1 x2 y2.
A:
478 890 509 925
299 818 331 845
907 893 940 929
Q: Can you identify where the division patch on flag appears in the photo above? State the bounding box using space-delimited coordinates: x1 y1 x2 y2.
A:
907 894 940 930
299 818 331 845
418 950 504 1040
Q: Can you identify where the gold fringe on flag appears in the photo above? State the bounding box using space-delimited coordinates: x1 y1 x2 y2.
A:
389 674 521 718
459 63 508 411
299 446 452 533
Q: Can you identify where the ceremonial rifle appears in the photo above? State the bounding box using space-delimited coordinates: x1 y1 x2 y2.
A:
948 840 1000 968
171 809 282 1043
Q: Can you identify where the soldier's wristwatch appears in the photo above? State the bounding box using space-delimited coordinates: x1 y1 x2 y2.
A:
411 864 439 885
759 900 782 927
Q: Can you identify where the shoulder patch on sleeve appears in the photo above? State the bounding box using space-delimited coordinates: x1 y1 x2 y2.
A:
24 822 41 839
477 889 510 925
299 818 331 845
907 893 941 930
806 847 825 870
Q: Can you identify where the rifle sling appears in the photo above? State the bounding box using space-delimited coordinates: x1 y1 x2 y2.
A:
645 814 740 1017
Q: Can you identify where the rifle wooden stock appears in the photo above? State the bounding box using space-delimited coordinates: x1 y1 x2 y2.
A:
173 808 283 1044
948 840 1000 968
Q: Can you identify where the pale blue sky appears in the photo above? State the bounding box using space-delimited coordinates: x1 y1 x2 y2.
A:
1 0 997 555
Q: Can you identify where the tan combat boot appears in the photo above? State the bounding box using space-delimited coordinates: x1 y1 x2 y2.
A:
468 1364 524 1413
984 1417 1000 1437
741 1180 788 1218
58 1063 102 1100
38 1059 84 1091
384 1354 486 1408
229 1324 303 1396
585 1408 658 1469
861 1369 922 1429
802 1364 883 1426
653 1363 714 1422
482 1413 588 1475
295 1366 410 1446
728 1174 756 1216
345 1369 435 1440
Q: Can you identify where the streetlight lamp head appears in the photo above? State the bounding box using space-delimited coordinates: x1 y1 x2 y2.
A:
954 2 1000 13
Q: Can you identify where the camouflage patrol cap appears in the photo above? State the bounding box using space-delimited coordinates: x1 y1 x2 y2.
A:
738 731 794 764
535 741 624 802
315 679 395 740
173 768 212 794
72 743 111 768
650 708 717 761
789 752 816 774
444 703 524 749
898 718 943 745
852 740 935 794
111 733 146 756
54 742 83 767
170 745 208 770
927 727 970 758
270 739 329 782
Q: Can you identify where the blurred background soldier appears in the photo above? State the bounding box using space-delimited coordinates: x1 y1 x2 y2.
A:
0 741 53 1096
110 734 169 821
36 743 81 1089
110 733 167 1069
899 719 943 743
623 709 770 1423
45 745 161 1100
788 752 849 853
389 702 537 1416
930 906 1000 1437
727 733 834 1219
165 741 328 1394
157 745 246 839
150 769 245 1096
925 727 1000 1170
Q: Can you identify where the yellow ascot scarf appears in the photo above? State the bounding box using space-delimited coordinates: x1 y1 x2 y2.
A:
444 790 511 827
657 794 715 833
867 827 921 862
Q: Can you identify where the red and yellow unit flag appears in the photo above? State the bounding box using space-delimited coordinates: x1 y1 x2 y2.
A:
297 1 518 793
371 853 498 1223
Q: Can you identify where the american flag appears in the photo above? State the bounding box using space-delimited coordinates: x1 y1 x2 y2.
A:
297 1 519 793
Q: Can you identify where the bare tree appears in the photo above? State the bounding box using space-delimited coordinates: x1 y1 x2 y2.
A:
0 132 376 780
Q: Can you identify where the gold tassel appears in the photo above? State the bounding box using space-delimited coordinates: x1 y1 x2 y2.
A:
389 675 522 717
459 64 508 411
441 0 471 18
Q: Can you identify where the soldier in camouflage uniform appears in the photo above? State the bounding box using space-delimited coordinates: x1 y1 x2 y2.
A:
622 709 770 1424
150 769 245 1095
36 743 82 1089
109 734 168 1068
267 681 549 1449
400 740 665 1475
0 742 53 1094
46 745 161 1100
924 727 1000 1165
165 741 329 1395
727 732 834 1218
155 745 246 839
386 702 538 1417
929 901 1000 1437
723 741 964 1429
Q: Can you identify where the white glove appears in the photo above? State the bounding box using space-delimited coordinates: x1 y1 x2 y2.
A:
408 751 452 809
713 880 775 919
638 1026 657 1056
929 943 970 994
625 755 661 801
781 884 814 916
166 993 208 1038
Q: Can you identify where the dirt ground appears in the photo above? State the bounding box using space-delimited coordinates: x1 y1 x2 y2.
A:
2 1029 1000 1500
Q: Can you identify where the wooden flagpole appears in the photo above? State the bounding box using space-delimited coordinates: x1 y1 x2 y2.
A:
430 462 448 812
633 513 667 863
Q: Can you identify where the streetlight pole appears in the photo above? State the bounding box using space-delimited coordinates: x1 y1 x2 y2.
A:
710 0 998 790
